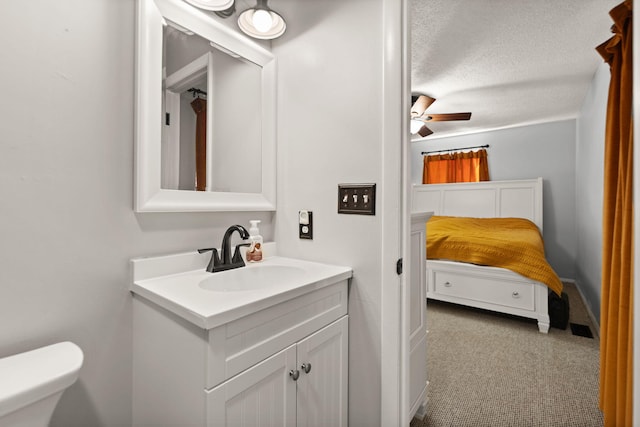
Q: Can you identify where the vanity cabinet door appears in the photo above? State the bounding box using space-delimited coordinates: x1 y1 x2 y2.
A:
296 317 348 427
207 344 297 427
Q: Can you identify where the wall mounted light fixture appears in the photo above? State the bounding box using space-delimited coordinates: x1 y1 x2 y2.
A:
237 0 286 40
183 0 234 11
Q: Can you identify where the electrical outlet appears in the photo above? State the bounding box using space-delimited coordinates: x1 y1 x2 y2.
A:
299 210 313 239
338 184 376 215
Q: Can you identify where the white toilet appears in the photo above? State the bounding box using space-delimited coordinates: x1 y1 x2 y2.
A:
0 341 83 427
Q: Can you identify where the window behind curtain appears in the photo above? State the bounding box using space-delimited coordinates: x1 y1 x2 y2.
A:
422 148 490 184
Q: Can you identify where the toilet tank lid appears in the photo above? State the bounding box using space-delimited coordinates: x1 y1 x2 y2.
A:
0 341 83 417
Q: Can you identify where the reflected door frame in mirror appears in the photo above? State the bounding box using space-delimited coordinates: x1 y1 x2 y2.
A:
162 51 212 191
135 0 276 212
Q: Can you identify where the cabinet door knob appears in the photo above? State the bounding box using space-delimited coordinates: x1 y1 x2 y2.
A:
512 291 520 298
289 369 300 381
443 281 452 287
301 363 312 374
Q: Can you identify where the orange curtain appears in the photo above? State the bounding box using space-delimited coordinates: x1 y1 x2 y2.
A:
422 148 490 184
596 1 633 426
191 97 207 192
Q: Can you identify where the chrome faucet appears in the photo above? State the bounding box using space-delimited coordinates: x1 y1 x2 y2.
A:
198 225 250 273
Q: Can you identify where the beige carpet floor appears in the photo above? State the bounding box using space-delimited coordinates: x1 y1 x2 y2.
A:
411 282 602 427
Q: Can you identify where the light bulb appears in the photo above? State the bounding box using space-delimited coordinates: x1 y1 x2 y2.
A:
252 9 273 33
410 120 423 134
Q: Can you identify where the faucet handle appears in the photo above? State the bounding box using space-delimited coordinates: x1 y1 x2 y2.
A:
232 243 251 265
198 247 219 260
198 248 221 272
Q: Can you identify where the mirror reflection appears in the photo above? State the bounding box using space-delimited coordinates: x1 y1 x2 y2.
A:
161 24 262 193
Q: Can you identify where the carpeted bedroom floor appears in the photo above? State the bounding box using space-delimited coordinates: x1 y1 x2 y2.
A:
411 282 602 427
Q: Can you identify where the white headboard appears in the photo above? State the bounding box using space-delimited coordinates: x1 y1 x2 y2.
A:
412 178 544 231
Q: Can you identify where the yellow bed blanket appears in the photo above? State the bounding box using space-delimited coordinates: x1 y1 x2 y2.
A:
427 216 563 296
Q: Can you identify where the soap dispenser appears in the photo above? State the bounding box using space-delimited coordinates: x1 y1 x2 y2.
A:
246 220 263 262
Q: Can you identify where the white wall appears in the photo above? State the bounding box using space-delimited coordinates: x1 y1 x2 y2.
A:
411 120 577 279
272 0 385 425
576 62 609 324
0 1 273 426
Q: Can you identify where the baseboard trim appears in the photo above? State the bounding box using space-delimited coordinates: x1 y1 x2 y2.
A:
412 384 428 422
571 280 601 340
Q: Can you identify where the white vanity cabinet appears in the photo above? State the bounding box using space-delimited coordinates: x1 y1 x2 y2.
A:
132 277 349 427
207 317 348 427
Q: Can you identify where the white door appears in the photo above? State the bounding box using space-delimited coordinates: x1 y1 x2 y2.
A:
207 344 297 427
380 0 410 424
409 214 430 418
296 317 348 427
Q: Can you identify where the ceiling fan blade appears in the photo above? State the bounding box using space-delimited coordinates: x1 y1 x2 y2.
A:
410 95 436 117
425 112 472 122
417 125 433 137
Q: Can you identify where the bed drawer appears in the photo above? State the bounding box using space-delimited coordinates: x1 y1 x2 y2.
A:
431 270 535 311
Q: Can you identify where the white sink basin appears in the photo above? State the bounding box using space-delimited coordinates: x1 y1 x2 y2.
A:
131 253 352 329
199 265 306 292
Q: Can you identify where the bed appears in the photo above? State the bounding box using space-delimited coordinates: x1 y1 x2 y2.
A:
412 178 559 333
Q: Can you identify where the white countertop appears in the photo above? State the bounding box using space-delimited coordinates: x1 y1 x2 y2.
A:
131 252 352 329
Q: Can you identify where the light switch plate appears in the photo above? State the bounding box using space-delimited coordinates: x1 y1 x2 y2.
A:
338 184 376 215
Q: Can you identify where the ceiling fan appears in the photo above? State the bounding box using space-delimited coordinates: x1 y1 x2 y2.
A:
410 94 472 137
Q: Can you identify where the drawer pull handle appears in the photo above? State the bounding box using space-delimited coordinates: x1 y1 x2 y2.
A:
443 281 452 287
512 291 520 298
289 370 300 381
301 363 312 374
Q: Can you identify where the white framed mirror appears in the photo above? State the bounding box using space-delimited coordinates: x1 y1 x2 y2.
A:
135 0 276 212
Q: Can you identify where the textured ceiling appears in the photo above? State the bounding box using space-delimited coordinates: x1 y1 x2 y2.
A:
410 0 620 140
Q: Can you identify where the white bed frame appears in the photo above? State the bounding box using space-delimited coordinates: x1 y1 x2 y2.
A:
412 178 550 333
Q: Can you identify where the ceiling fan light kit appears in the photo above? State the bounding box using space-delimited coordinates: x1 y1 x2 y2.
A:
411 121 433 137
410 120 424 134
